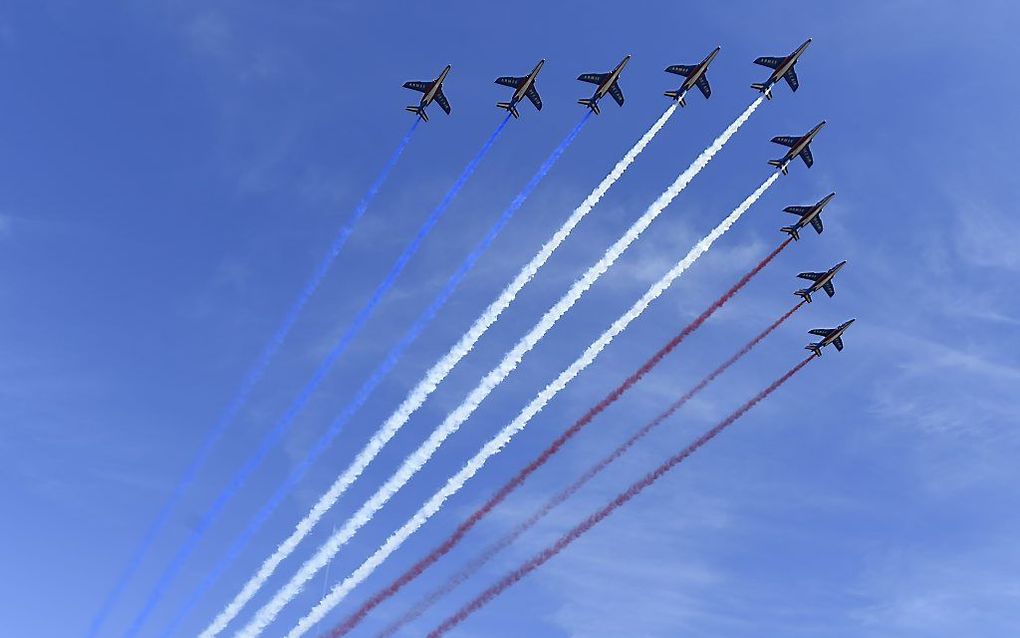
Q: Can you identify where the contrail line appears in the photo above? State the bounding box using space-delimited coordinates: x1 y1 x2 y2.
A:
429 356 815 636
372 299 805 638
237 98 762 638
234 98 762 636
86 120 419 638
332 241 796 637
281 162 778 638
123 116 509 637
186 112 589 638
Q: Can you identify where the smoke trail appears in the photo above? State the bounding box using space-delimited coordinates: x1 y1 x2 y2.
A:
185 113 589 638
86 120 420 638
197 103 666 638
240 99 761 638
373 299 805 638
287 163 779 638
123 116 510 638
429 356 815 637
333 242 796 637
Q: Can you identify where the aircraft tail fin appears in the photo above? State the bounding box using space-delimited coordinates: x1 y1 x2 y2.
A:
795 289 813 303
577 98 600 115
805 343 822 357
751 83 773 99
663 90 686 106
496 102 520 119
405 105 429 122
781 226 801 241
768 159 789 175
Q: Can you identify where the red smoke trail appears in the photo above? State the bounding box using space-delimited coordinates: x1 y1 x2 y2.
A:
326 238 792 638
378 300 805 637
428 355 815 637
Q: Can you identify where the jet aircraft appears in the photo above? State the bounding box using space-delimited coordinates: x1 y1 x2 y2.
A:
404 65 452 122
805 319 855 357
781 192 836 240
664 46 720 106
751 38 812 99
769 121 826 174
577 55 631 115
495 59 545 119
795 260 846 303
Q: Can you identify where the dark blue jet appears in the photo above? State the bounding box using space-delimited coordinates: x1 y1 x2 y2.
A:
663 46 720 106
796 260 846 303
806 319 855 357
752 38 811 99
495 59 545 119
781 192 836 240
404 65 452 122
769 121 826 174
577 55 630 115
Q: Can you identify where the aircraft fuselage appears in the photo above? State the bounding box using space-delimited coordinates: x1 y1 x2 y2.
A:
679 47 719 94
805 261 846 295
592 56 630 101
510 59 544 108
779 121 826 169
422 65 451 107
794 192 835 230
763 39 811 93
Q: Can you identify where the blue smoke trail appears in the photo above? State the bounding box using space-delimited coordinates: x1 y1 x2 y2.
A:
162 112 589 637
122 115 510 637
86 120 419 638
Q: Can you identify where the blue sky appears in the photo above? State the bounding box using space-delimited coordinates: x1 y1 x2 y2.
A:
3 1 1020 637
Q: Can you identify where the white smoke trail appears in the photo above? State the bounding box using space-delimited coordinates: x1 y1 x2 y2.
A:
235 97 762 638
199 105 676 638
287 168 782 638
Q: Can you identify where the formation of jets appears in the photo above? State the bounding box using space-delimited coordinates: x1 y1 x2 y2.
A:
402 41 818 121
403 39 854 357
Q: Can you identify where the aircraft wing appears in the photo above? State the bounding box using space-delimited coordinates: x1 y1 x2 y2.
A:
695 75 711 98
433 88 452 114
754 56 783 69
578 72 610 85
525 85 543 110
809 328 833 337
783 67 800 92
607 80 625 106
664 64 695 77
495 75 524 89
783 205 811 215
797 272 823 281
799 145 814 168
403 80 431 93
771 135 799 147
809 214 823 234
832 336 845 351
822 281 836 297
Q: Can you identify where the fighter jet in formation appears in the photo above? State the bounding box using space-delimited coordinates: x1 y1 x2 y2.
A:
751 38 812 99
806 319 855 356
781 192 836 240
769 121 826 174
795 260 846 303
577 55 631 115
494 59 545 119
404 65 452 122
663 46 720 106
